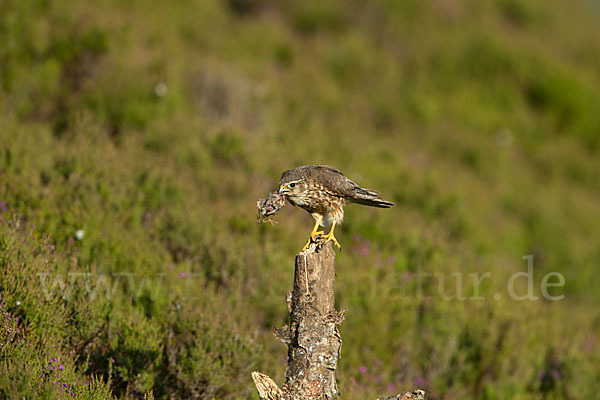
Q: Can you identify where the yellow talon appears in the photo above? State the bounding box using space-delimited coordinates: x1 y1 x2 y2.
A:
311 230 325 240
302 240 312 251
324 234 341 250
303 230 325 251
301 215 341 251
323 222 342 250
302 217 325 251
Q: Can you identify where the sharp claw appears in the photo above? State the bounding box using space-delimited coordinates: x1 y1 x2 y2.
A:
323 234 342 250
303 230 327 252
303 229 343 252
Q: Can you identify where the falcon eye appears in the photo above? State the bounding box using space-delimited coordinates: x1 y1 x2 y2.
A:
289 183 296 188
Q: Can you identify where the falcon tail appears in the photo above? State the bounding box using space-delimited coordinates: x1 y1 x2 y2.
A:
350 187 395 208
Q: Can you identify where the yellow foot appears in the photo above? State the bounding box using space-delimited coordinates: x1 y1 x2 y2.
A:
323 232 342 250
302 240 311 251
311 230 325 241
302 230 325 251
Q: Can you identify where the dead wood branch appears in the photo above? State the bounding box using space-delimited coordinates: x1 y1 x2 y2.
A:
253 241 425 399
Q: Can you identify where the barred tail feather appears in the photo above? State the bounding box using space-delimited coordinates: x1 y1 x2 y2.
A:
350 187 395 208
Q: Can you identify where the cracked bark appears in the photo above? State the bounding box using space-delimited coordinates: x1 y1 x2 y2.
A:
252 241 425 400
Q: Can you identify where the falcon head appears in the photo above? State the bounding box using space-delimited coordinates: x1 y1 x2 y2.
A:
278 169 308 197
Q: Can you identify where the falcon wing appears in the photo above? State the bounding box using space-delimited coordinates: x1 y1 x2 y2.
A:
307 165 354 195
309 165 394 208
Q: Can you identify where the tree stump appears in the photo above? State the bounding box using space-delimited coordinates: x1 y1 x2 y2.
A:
252 241 425 400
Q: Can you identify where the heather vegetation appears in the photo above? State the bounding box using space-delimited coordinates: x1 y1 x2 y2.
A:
1 0 600 398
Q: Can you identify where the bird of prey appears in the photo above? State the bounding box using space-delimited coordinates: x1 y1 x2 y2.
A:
278 165 394 251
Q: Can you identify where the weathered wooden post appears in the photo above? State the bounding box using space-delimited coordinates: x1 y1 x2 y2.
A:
251 242 425 400
253 242 342 399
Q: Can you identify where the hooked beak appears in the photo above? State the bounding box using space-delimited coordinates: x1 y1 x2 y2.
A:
279 184 289 194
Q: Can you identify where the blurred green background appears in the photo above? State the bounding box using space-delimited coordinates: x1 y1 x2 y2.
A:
1 0 599 398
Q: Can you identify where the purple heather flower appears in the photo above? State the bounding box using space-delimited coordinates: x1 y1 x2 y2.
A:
358 366 367 374
539 369 546 378
387 383 396 392
31 223 35 229
360 243 370 258
415 377 425 386
42 374 46 378
58 365 64 370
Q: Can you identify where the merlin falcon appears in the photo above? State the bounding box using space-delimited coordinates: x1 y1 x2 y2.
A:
278 165 394 250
